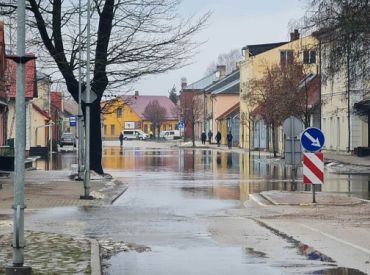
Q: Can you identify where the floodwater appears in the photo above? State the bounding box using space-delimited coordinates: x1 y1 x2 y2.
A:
27 146 369 274
37 146 370 200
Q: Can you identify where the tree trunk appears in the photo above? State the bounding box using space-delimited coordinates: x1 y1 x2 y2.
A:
272 123 277 157
192 122 195 147
82 99 104 175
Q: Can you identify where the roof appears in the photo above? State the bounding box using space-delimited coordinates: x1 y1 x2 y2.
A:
216 103 240 120
242 42 288 57
184 71 218 90
32 103 50 119
206 70 240 95
6 53 37 99
123 95 178 120
63 100 78 116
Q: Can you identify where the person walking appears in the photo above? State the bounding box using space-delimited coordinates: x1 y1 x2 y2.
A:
215 130 221 147
119 132 123 147
227 131 233 149
207 130 213 144
201 132 207 144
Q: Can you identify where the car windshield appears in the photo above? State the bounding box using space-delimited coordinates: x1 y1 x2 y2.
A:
62 133 73 138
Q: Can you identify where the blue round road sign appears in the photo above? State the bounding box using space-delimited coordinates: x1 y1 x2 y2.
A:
301 127 325 152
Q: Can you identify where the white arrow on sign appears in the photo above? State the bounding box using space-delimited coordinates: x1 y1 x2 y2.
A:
304 132 321 147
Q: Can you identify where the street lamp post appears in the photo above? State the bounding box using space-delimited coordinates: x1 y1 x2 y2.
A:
76 0 84 181
81 0 93 200
5 0 32 273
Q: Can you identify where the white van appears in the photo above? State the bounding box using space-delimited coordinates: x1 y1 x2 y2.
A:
159 130 181 140
122 129 148 140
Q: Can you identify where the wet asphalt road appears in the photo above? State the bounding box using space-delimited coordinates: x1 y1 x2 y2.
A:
29 146 370 274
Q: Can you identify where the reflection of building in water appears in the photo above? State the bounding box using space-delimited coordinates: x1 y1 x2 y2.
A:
102 148 178 171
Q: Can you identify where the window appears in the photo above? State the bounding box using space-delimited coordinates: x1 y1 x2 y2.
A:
116 108 122 118
169 124 172 130
280 50 294 66
104 125 107 135
303 50 316 64
111 124 115 135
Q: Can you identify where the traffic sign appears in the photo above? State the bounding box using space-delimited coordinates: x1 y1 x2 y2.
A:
178 121 184 129
301 127 325 152
69 116 77 127
283 116 304 137
303 152 324 184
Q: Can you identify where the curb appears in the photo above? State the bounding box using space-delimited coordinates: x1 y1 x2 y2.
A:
90 238 101 275
259 192 289 205
110 185 128 204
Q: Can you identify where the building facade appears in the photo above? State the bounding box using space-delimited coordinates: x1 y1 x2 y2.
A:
239 31 319 154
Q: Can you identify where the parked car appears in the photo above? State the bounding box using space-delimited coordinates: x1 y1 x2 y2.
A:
159 130 181 140
122 129 148 140
59 132 76 147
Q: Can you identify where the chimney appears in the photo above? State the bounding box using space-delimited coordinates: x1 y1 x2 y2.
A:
134 90 139 96
181 77 187 89
217 65 226 79
290 29 300 41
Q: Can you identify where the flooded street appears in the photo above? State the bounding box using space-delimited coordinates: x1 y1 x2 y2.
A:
28 144 370 274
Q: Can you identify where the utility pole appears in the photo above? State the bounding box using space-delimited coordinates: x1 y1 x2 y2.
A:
5 0 32 274
76 0 84 181
48 75 53 169
81 0 93 200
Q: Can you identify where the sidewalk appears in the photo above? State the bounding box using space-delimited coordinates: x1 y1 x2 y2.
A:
0 169 127 274
260 190 365 206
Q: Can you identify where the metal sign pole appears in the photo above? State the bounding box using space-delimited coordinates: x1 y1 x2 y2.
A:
81 0 93 200
6 0 32 273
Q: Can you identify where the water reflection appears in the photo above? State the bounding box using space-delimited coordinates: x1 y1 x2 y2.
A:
36 146 370 200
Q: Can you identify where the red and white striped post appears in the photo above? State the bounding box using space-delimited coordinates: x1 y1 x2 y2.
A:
303 152 324 203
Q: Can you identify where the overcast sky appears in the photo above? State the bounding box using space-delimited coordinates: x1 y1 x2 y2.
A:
133 0 307 96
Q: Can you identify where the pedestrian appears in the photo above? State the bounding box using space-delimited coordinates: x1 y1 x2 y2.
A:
201 132 206 144
207 130 213 144
215 130 221 147
149 130 153 140
227 131 233 149
119 132 123 147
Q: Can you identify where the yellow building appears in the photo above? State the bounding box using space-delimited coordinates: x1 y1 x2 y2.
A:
239 30 319 153
101 95 178 139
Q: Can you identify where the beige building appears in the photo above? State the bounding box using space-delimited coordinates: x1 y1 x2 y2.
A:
321 60 369 152
239 31 319 153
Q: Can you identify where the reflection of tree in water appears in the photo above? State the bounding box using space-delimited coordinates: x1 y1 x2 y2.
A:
150 151 163 168
227 153 232 167
216 152 221 166
183 150 195 172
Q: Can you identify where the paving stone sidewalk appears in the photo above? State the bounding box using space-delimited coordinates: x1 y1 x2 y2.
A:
0 231 91 274
0 170 127 274
0 170 128 213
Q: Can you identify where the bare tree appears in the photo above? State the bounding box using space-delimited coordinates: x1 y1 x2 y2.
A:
248 62 304 156
303 0 370 151
205 49 242 75
180 91 203 147
0 0 209 174
143 100 167 138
